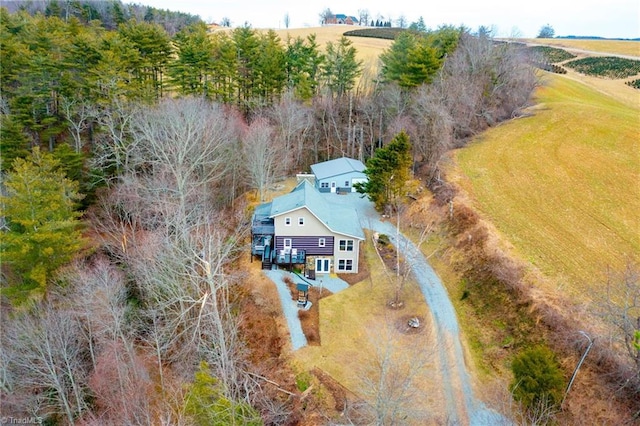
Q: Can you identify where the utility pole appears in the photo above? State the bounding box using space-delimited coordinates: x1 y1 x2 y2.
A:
562 331 594 407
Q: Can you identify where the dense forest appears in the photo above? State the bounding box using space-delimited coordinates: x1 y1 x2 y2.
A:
0 3 542 424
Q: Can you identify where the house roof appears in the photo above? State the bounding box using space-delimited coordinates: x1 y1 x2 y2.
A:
310 157 366 181
253 201 272 220
333 14 359 22
267 180 364 240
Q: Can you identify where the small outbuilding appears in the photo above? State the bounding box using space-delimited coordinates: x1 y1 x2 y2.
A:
311 157 367 193
297 283 310 307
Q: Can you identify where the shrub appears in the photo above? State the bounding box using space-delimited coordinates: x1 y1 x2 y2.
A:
510 346 565 411
185 361 262 426
626 78 640 89
377 234 391 245
528 45 576 63
564 56 640 79
295 372 312 392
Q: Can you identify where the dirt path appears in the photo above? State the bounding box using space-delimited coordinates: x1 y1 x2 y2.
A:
330 193 508 425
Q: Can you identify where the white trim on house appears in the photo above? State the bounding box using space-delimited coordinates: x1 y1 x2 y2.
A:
271 206 364 241
316 258 331 273
337 258 354 272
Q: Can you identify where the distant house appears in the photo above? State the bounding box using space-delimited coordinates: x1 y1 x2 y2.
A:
251 180 365 275
311 157 367 193
324 14 359 25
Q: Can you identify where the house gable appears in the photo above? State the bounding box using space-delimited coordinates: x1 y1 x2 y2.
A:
269 180 364 240
311 157 367 193
324 13 359 25
253 180 364 273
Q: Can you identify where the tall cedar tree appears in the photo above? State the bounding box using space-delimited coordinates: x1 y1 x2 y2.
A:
356 131 413 211
1 147 85 299
380 27 461 88
170 22 214 96
322 36 362 98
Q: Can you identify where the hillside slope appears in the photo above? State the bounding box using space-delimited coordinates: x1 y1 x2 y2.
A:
452 52 639 300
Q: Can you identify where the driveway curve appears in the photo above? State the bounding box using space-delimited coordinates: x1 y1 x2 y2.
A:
328 192 509 425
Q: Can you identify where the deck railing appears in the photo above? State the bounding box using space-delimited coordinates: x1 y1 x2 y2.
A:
275 249 306 265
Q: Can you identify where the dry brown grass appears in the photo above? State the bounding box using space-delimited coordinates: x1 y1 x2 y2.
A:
520 38 640 57
272 26 393 71
412 182 638 423
293 232 446 423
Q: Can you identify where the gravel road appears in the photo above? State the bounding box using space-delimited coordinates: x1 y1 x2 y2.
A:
331 192 509 425
264 191 510 424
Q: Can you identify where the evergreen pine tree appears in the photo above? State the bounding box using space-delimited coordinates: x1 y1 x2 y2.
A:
356 131 413 211
1 147 86 301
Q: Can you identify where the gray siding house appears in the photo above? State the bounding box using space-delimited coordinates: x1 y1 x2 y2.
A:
251 180 365 275
311 157 367 193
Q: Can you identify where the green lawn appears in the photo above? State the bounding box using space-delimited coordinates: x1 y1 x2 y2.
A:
453 74 640 300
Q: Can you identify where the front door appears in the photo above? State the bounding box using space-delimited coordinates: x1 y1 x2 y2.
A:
330 181 336 193
315 258 330 274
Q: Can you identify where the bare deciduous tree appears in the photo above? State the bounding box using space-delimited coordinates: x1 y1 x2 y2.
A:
356 322 434 424
358 9 370 26
436 33 537 142
396 15 407 29
92 96 139 181
129 97 237 227
267 92 313 172
242 117 284 201
60 96 96 153
411 85 455 180
595 263 640 371
2 304 89 423
87 340 153 425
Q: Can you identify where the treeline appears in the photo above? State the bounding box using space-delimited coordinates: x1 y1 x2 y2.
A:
0 8 539 424
0 7 371 165
1 0 201 34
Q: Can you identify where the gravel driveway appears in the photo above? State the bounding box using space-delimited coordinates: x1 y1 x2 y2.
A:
264 191 509 424
327 192 509 425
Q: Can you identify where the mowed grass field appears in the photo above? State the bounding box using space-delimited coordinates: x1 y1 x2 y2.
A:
452 73 640 300
521 38 640 57
274 26 393 72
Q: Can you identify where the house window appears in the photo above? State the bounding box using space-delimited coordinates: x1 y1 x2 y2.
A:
318 238 326 247
345 180 350 187
285 217 291 226
321 182 329 188
339 239 354 251
298 217 304 226
337 259 353 271
283 239 292 250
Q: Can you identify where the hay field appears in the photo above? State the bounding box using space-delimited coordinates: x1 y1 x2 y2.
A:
274 26 392 70
521 38 640 57
452 74 640 300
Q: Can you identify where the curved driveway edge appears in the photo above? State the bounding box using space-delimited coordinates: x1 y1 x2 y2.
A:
263 269 350 351
327 192 510 425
